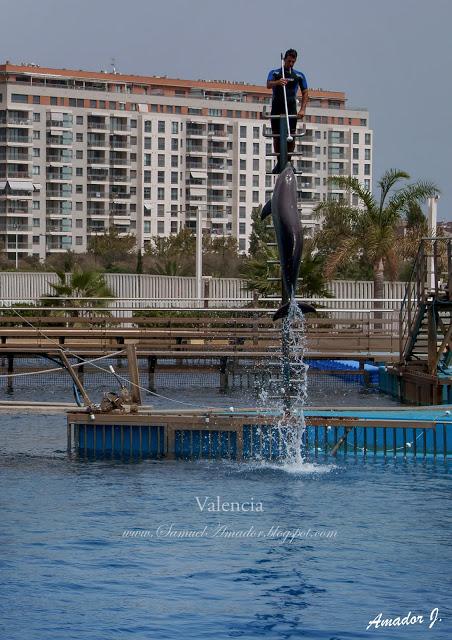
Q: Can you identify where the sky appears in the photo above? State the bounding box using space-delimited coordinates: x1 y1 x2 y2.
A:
1 0 451 220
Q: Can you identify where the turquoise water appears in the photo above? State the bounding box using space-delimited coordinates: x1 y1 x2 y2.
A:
1 413 450 639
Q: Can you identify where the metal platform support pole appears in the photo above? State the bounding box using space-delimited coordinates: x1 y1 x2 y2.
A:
279 115 289 170
7 354 14 392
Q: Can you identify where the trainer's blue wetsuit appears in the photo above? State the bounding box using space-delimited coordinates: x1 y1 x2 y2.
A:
267 67 308 135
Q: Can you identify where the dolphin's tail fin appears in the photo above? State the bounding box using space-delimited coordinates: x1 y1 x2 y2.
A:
272 301 316 321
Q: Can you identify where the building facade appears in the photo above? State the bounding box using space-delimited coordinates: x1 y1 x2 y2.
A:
0 62 372 260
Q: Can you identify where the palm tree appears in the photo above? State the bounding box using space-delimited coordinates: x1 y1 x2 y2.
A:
314 170 440 306
42 269 114 320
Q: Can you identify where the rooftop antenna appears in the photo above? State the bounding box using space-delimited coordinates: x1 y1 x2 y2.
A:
111 57 117 74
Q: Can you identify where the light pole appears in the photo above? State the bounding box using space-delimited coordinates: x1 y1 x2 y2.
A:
13 223 18 270
427 196 439 291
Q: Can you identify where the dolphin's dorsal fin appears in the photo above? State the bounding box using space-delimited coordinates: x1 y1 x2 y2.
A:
261 201 272 220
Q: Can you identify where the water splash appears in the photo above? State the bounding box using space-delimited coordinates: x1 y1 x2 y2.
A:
256 298 310 465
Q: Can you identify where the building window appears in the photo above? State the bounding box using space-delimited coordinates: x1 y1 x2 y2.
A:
252 191 259 203
360 119 367 126
364 179 371 190
144 154 151 166
76 185 83 193
239 238 246 251
144 121 152 133
239 190 246 203
76 168 83 176
76 150 83 159
144 187 151 199
76 133 83 142
252 175 259 187
32 201 40 210
171 155 178 167
33 166 40 175
33 130 40 141
76 219 83 228
33 148 40 157
253 143 259 155
353 148 359 160
171 188 178 201
365 133 371 145
144 171 151 183
130 119 137 128
33 217 40 226
33 236 40 244
144 221 151 233
158 138 165 150
76 115 83 125
158 171 165 184
157 221 165 234
158 155 165 167
76 237 83 245
240 159 246 170
353 132 359 144
130 136 137 145
12 94 28 103
158 187 165 200
32 95 40 104
171 172 178 184
33 112 40 122
76 202 83 211
364 164 370 175
240 142 246 154
171 122 179 134
365 148 371 161
144 137 152 149
171 138 178 151
240 174 246 187
353 163 359 175
158 121 165 133
253 159 259 171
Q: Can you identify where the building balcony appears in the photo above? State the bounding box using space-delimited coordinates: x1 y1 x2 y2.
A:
87 137 109 149
0 224 32 233
46 190 73 199
87 154 108 166
186 160 207 170
186 143 207 154
208 144 228 154
47 154 73 164
87 223 106 233
0 151 31 162
109 173 130 183
87 118 109 131
0 134 32 145
87 191 108 200
87 206 107 216
109 155 130 167
109 190 130 200
46 171 73 182
0 117 32 126
110 122 130 133
186 126 207 137
0 170 31 179
110 137 129 150
46 119 73 129
87 171 109 182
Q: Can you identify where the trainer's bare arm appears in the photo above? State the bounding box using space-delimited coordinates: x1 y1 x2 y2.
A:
267 78 288 89
298 89 309 119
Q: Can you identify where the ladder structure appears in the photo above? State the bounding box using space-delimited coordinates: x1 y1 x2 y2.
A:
396 237 452 403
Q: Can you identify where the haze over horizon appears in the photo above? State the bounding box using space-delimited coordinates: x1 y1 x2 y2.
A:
1 0 451 221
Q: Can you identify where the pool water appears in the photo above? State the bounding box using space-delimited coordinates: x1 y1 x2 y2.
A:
0 413 450 639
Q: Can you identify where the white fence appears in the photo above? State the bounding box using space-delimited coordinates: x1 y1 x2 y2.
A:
0 272 407 310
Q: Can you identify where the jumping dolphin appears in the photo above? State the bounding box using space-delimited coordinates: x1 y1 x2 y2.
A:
261 163 316 321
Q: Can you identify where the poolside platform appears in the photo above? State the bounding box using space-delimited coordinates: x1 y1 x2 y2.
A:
67 406 451 460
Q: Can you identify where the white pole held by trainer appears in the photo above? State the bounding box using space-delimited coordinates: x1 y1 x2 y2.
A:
281 52 293 142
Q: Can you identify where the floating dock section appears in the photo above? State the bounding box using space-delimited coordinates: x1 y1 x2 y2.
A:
67 407 451 460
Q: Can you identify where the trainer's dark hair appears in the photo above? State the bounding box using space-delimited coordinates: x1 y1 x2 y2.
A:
284 49 298 59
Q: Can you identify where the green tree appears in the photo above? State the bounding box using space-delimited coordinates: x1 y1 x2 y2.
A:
88 228 136 271
314 169 440 302
145 228 196 276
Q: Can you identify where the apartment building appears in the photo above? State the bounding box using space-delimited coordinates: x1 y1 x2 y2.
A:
0 62 372 261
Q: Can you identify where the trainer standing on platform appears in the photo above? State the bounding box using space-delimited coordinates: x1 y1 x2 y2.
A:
267 49 308 174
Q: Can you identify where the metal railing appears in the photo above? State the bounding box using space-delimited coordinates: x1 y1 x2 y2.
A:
399 237 452 363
